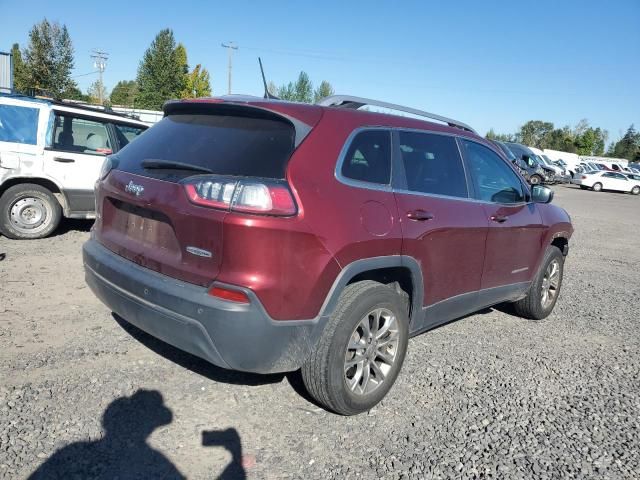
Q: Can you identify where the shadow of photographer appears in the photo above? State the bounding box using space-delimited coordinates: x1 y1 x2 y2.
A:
28 389 186 479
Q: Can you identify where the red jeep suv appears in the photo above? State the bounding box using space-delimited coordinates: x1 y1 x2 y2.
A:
83 95 573 415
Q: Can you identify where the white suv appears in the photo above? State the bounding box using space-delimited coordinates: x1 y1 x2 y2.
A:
0 94 148 239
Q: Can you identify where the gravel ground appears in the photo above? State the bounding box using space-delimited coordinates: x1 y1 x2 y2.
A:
0 184 639 479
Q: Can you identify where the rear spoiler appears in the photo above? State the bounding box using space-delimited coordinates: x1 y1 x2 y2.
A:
163 100 313 148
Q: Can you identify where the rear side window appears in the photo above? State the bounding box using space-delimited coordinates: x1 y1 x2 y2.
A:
341 130 391 185
398 131 468 198
50 113 112 155
461 139 526 204
114 114 295 180
113 123 146 148
0 104 39 145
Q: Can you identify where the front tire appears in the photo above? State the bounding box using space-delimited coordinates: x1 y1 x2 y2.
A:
631 186 640 195
0 184 62 239
513 246 564 320
301 281 409 415
529 175 542 185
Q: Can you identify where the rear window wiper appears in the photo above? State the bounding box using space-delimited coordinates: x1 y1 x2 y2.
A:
141 159 214 174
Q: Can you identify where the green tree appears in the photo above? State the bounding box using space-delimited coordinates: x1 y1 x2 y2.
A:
174 43 189 75
10 43 28 93
135 29 185 110
277 82 296 101
545 126 577 152
518 120 554 148
313 80 334 103
181 65 211 98
611 125 640 161
110 80 138 106
293 71 313 103
575 126 608 156
485 128 515 142
22 19 78 98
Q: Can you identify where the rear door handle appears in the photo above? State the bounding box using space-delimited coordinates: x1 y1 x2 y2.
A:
407 210 434 221
54 157 75 163
490 215 508 223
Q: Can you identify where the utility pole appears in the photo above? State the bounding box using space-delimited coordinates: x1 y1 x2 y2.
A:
90 49 108 104
221 42 238 95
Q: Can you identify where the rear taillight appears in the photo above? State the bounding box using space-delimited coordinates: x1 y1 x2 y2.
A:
182 176 297 216
581 175 587 179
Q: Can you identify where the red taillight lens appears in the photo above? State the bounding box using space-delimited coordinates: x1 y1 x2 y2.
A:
208 286 250 303
581 175 587 179
183 176 297 216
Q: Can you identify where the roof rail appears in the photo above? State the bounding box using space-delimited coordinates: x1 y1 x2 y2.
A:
316 95 476 134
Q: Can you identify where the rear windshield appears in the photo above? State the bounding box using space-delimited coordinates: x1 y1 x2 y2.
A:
113 114 295 180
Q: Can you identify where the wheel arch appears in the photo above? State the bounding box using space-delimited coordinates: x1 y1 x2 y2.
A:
0 176 70 215
320 256 424 327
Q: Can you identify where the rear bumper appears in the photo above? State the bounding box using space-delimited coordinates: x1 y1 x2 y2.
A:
83 239 327 373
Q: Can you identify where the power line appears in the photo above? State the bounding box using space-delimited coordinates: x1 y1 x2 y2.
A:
221 42 238 95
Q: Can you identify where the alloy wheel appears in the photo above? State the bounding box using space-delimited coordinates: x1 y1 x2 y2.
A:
541 259 560 309
344 308 400 396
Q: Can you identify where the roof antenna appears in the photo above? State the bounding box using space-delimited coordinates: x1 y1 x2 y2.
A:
259 57 279 99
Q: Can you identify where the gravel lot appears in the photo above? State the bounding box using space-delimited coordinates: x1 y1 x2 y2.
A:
1 184 639 479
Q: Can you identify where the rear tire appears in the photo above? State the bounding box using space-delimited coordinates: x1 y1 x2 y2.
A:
513 246 564 320
631 186 640 195
301 281 409 415
592 182 603 192
0 184 62 239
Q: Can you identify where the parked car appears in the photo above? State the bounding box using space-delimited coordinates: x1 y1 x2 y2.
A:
574 171 640 194
490 140 540 183
529 147 566 176
504 142 553 184
0 93 149 239
83 94 573 415
544 149 582 177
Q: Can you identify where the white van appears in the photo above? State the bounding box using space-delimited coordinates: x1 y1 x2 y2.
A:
0 94 148 239
543 149 582 176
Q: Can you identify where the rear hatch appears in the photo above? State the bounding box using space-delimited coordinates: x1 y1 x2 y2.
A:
94 101 312 286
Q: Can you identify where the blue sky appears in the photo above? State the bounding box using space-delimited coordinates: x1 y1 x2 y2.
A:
1 0 639 142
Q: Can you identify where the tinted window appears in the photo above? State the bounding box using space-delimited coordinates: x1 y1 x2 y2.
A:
113 123 146 148
114 114 295 180
0 104 39 145
51 114 112 155
341 130 391 185
461 140 526 204
398 131 467 198
494 141 516 161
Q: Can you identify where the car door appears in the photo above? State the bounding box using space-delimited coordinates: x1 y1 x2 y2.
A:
392 130 488 331
42 111 113 213
602 172 630 191
459 138 545 299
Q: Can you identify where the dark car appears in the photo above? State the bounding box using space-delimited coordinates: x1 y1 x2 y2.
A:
504 142 555 184
491 140 543 184
83 95 573 415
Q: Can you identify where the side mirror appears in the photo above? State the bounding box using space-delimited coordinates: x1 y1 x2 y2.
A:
531 185 554 204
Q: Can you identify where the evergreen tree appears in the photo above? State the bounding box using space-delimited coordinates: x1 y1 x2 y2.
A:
110 80 138 107
277 82 296 101
313 80 334 103
611 125 640 161
293 71 313 103
10 43 28 93
135 29 184 110
23 19 77 98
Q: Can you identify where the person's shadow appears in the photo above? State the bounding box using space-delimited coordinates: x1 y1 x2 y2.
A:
28 389 186 479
